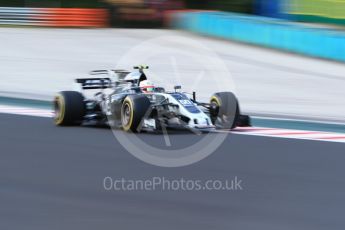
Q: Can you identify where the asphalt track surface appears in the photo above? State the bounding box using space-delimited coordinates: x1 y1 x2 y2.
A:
1 113 345 230
0 28 345 122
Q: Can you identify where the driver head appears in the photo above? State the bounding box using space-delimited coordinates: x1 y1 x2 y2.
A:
140 80 155 93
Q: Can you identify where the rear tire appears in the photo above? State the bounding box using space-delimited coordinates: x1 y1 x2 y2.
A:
210 92 239 129
121 95 151 132
54 91 85 126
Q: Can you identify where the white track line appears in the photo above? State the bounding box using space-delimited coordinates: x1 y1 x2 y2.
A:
0 105 344 143
0 105 53 118
232 127 345 143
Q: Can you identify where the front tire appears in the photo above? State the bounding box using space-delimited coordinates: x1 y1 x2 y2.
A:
121 95 151 132
54 91 85 126
210 92 239 129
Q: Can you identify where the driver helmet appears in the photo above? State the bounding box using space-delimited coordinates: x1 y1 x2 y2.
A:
140 80 155 93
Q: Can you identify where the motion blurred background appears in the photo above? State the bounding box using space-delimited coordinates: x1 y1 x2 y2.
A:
1 0 345 27
1 0 344 56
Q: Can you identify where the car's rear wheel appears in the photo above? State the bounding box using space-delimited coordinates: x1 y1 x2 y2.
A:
54 91 85 126
210 92 239 129
121 95 151 132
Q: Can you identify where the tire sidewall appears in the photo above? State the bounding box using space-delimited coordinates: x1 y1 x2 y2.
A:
54 91 85 126
121 95 151 132
210 92 239 129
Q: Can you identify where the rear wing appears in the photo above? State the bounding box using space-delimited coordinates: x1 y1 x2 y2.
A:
89 69 130 80
89 69 129 75
75 78 112 90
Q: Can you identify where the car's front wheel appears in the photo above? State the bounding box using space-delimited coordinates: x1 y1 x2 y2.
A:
210 92 239 129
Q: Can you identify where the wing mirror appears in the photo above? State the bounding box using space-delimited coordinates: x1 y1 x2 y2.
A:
174 85 181 92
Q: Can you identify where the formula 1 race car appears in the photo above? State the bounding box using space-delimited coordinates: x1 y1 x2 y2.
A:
53 65 250 132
